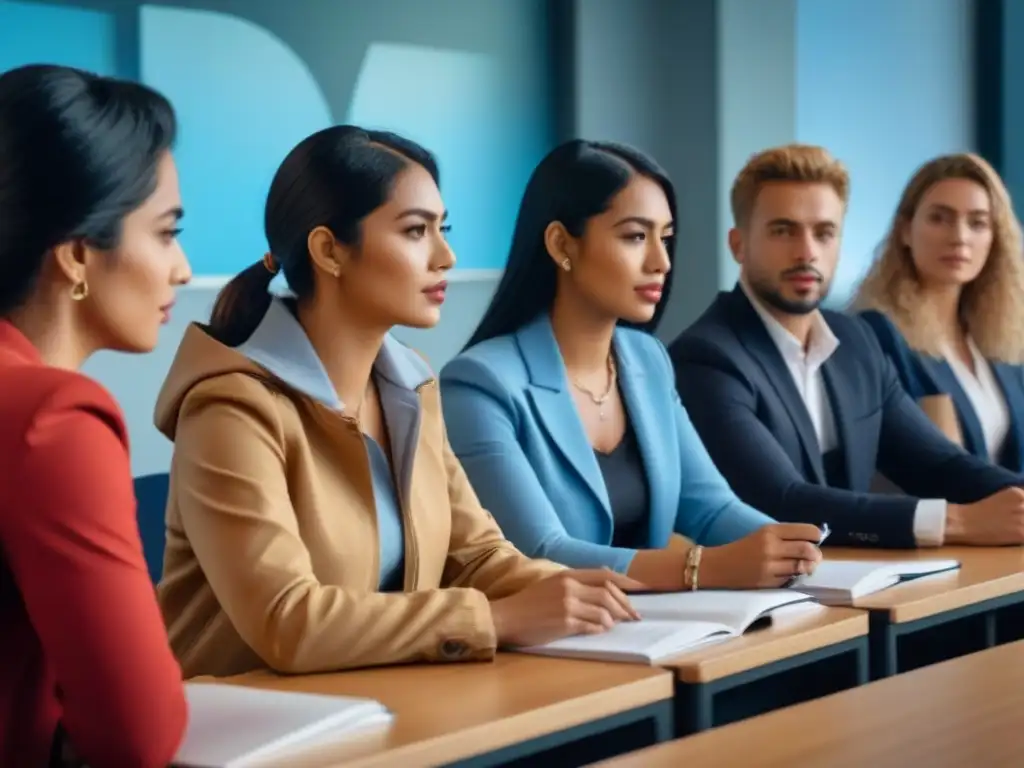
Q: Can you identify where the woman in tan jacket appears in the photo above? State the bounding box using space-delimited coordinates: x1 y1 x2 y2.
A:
156 126 641 678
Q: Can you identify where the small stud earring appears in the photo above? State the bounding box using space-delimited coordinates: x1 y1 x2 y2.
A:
332 266 341 277
561 259 571 272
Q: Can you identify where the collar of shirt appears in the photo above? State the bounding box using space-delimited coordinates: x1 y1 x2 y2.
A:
943 335 998 390
740 279 840 372
941 335 983 371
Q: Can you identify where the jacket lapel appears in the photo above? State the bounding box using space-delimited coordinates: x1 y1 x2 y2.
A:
821 359 856 487
614 332 670 545
927 359 985 457
992 363 1024 469
728 289 826 484
515 316 612 516
374 334 433 511
375 380 421 508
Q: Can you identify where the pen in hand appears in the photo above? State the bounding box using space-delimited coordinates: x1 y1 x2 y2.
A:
782 523 829 588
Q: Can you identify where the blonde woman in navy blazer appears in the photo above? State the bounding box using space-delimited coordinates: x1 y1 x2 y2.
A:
853 154 1024 473
440 140 824 592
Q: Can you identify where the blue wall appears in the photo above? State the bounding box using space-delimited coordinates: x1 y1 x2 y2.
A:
1 0 556 275
795 0 974 304
982 0 1024 213
0 0 114 74
2 0 555 476
138 6 334 276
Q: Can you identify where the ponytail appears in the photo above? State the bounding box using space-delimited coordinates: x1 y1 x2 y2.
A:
215 125 439 347
207 255 276 347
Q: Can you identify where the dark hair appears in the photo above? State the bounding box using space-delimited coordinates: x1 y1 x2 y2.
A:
208 126 439 347
464 140 677 349
0 64 177 316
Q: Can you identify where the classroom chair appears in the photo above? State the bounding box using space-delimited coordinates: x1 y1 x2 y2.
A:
134 472 169 584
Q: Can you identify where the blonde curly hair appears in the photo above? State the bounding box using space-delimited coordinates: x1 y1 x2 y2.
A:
852 153 1024 363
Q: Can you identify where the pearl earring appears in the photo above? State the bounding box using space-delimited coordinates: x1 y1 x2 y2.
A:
561 259 571 272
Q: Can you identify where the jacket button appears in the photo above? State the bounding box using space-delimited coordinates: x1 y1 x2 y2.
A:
439 640 469 659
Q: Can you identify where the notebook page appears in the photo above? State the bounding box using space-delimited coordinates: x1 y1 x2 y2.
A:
854 559 961 598
243 711 394 767
887 559 960 577
630 589 811 630
792 561 881 591
521 619 733 662
174 683 388 768
794 559 960 596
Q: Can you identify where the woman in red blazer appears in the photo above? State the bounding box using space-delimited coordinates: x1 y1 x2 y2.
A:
0 65 192 767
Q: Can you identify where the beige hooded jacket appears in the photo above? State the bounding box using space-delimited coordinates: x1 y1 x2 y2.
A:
154 300 562 678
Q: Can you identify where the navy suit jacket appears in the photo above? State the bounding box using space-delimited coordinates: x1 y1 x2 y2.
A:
668 286 1022 548
860 309 1024 473
439 314 774 573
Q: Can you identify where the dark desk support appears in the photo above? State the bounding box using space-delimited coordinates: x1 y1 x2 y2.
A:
675 635 869 736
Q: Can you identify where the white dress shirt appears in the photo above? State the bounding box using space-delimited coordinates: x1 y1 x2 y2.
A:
742 283 947 546
944 337 1011 462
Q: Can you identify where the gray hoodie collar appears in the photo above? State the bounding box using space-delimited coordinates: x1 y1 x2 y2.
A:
236 299 433 409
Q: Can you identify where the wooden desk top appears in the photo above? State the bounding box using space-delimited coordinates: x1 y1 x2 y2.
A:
827 546 1024 623
597 639 1024 767
661 604 867 683
194 653 672 767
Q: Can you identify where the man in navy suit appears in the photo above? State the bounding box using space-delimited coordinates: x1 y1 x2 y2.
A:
668 144 1024 548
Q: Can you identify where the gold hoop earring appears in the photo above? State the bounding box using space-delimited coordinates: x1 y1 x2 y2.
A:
561 259 571 272
70 281 89 301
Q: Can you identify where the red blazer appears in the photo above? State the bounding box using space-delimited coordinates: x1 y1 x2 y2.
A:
0 321 186 767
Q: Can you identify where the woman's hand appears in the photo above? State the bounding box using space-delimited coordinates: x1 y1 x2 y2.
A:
489 569 645 648
700 524 823 589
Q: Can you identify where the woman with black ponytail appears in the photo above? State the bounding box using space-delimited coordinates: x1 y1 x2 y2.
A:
0 64 190 768
155 125 643 679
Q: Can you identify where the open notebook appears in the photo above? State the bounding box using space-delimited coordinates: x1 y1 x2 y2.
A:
172 682 393 768
517 589 814 665
790 559 961 604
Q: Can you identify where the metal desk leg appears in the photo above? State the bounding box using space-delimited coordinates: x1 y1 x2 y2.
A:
675 682 714 736
869 616 897 680
985 610 998 648
854 636 870 684
651 700 674 742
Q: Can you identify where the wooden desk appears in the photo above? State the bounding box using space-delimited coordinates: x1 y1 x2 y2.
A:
828 546 1024 678
194 653 673 767
596 639 1024 767
662 604 868 734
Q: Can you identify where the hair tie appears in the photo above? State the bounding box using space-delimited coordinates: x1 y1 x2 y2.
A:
262 252 280 275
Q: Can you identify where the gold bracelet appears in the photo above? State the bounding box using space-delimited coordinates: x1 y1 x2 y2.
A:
692 545 703 591
685 545 704 591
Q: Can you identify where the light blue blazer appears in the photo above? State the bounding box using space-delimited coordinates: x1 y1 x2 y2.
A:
439 314 775 573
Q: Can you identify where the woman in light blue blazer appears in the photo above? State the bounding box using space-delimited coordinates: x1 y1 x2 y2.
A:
440 140 823 591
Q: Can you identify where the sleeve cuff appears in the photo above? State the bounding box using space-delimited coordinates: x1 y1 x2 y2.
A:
434 589 499 661
615 548 639 574
913 499 947 547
